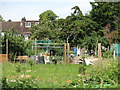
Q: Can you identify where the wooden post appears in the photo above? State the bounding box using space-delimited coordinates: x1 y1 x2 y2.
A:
67 43 70 64
98 43 102 60
35 38 37 61
64 43 66 64
6 39 8 62
95 39 98 56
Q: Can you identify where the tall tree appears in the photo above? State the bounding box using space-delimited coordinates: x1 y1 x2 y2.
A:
90 2 120 44
58 6 101 47
31 10 61 42
39 10 58 21
1 28 31 60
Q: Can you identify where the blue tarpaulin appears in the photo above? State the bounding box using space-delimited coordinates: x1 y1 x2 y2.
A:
73 48 77 54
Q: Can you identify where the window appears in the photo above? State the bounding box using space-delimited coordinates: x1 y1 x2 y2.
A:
20 22 23 26
24 34 30 40
35 22 39 25
25 22 31 28
1 32 4 36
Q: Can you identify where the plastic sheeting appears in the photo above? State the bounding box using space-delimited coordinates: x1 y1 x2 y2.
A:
113 44 120 57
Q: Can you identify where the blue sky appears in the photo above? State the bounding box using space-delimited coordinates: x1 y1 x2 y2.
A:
0 0 94 21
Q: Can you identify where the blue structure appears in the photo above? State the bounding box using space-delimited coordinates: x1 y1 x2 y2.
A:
113 44 120 57
73 48 77 54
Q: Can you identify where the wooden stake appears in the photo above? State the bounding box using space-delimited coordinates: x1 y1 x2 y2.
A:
64 43 66 64
67 43 70 64
6 39 8 62
35 38 37 61
98 43 102 60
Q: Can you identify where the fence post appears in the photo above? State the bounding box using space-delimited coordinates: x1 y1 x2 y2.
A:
6 39 8 62
64 43 66 64
98 43 102 60
35 38 37 61
67 43 70 64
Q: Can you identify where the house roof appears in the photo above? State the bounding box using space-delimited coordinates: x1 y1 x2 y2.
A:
2 21 23 33
1 18 39 34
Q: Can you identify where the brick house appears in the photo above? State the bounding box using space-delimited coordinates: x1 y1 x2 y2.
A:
1 17 39 40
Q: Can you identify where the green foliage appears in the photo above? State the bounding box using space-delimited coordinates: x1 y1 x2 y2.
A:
2 78 10 89
2 63 80 88
71 6 83 16
30 6 101 47
30 3 119 55
56 6 101 46
30 20 61 41
2 59 119 88
25 49 35 56
30 4 118 49
65 59 119 88
79 65 86 75
80 33 109 52
15 64 21 73
90 2 120 43
102 50 113 58
39 10 58 21
90 2 120 26
28 59 35 70
0 15 5 21
67 79 84 88
2 77 37 88
50 48 63 56
1 28 31 60
86 60 119 88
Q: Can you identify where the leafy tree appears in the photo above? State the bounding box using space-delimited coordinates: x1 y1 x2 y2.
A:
31 10 61 42
0 15 5 21
39 10 58 21
1 28 31 60
80 32 109 53
30 20 61 42
58 6 101 47
71 6 83 16
31 6 102 48
56 6 84 45
90 2 120 44
8 19 12 22
30 4 120 52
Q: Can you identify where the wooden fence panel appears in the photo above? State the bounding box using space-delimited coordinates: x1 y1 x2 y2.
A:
0 54 9 62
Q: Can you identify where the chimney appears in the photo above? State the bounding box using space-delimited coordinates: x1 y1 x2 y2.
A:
21 17 26 22
21 17 26 33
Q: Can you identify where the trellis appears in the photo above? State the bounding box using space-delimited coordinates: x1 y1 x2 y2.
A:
32 39 70 64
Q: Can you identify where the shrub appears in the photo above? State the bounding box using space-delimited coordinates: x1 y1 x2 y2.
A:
15 64 21 73
65 59 119 88
28 59 35 70
102 50 113 58
2 77 38 88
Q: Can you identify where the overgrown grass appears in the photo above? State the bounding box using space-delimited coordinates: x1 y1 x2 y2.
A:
65 58 119 88
2 63 80 88
1 58 119 88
